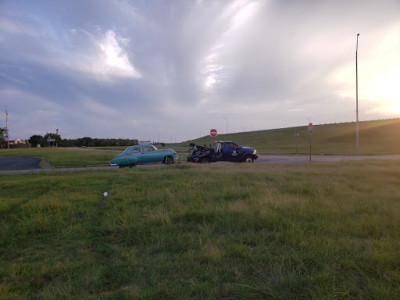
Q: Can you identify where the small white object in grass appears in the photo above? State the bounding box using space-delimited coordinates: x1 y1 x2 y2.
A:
104 192 108 197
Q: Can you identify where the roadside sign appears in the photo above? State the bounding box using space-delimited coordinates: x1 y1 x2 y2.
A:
308 123 313 133
308 123 313 162
210 129 217 137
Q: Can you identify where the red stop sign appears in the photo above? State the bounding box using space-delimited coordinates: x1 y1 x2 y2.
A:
210 129 217 137
308 123 313 133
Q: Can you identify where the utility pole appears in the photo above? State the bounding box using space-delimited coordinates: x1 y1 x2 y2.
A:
56 129 59 147
356 33 360 152
223 117 229 134
5 109 9 149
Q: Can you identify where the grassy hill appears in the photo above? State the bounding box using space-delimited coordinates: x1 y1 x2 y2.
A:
170 118 400 155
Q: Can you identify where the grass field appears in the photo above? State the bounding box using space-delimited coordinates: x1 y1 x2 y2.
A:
170 118 400 155
0 148 118 168
1 119 400 168
1 161 400 299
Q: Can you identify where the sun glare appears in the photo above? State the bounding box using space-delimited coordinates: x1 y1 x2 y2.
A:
329 24 400 117
331 50 400 116
333 64 400 116
363 66 400 114
99 30 141 78
204 75 217 88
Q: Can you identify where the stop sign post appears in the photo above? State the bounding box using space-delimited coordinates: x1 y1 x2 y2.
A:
308 123 313 161
210 129 217 137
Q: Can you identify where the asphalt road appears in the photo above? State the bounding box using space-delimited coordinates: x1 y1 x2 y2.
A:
0 156 41 171
2 154 400 172
257 154 400 163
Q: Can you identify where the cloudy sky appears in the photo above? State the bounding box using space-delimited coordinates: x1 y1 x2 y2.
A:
1 0 399 142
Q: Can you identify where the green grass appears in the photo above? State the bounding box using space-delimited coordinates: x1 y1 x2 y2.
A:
0 148 117 167
1 161 400 299
170 118 400 155
0 147 189 168
1 119 400 168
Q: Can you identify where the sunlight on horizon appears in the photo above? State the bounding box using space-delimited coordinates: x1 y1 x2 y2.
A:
331 27 400 118
363 66 400 115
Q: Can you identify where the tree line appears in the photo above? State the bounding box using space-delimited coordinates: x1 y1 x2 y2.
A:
0 128 5 148
28 133 138 148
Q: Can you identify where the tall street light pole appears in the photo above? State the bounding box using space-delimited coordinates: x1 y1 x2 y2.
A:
223 117 228 134
5 109 9 149
356 33 360 152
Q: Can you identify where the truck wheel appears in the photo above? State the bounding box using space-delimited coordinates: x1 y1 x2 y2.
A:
243 156 254 163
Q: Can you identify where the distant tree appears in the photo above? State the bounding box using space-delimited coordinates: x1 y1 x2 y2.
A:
57 137 139 147
60 139 75 147
0 128 5 148
43 132 62 147
28 135 44 147
79 137 93 147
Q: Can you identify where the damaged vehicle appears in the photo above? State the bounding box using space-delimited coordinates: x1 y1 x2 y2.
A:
187 141 258 163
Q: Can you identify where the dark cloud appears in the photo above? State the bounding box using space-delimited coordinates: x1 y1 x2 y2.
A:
1 0 399 141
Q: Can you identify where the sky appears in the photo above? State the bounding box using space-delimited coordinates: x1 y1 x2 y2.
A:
1 0 399 142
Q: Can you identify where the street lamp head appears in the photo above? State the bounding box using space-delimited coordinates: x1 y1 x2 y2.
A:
357 33 360 36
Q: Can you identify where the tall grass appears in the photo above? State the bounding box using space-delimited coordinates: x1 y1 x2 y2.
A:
1 162 400 298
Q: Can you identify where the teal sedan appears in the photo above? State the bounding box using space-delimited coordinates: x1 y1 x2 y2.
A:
110 144 178 167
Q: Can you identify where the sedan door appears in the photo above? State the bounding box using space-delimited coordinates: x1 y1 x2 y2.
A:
141 146 163 163
126 147 141 164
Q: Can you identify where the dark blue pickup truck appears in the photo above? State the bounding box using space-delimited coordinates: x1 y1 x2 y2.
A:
188 141 258 163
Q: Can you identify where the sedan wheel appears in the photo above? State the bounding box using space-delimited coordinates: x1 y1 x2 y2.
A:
164 156 174 165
